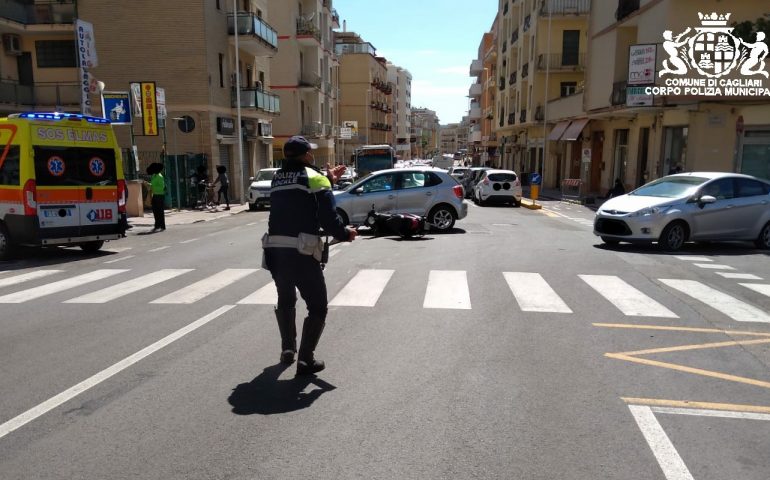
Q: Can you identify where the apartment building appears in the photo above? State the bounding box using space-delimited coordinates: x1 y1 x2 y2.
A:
410 107 440 159
0 0 280 204
469 21 500 166
387 61 412 160
269 0 339 165
494 0 590 185
440 123 461 155
336 31 392 162
583 0 770 196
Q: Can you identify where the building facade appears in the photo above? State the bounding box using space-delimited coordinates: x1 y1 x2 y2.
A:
469 22 500 166
269 0 339 166
387 62 412 160
410 108 440 159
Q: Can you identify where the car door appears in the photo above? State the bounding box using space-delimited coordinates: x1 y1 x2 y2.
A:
395 171 436 215
732 178 770 237
349 172 398 223
690 177 740 239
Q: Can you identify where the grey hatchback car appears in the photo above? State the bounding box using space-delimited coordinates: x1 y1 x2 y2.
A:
333 167 468 231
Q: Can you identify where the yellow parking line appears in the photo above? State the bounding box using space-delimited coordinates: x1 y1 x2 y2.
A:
622 397 770 414
593 323 770 337
620 338 770 356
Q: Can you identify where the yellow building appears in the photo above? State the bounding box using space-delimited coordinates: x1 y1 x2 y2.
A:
494 0 590 184
582 0 770 196
470 24 500 166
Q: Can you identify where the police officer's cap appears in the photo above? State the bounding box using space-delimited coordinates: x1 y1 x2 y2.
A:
284 136 318 157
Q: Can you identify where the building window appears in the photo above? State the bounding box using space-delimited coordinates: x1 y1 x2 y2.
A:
216 0 221 10
562 30 580 66
35 40 77 68
219 53 224 88
560 81 578 97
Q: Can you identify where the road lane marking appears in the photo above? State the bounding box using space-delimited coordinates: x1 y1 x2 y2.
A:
329 249 341 257
628 405 694 480
238 281 279 305
0 270 62 290
660 279 770 323
330 269 394 307
65 269 194 303
740 283 770 298
619 337 770 356
503 272 572 313
650 406 770 422
622 397 770 415
593 323 770 337
580 275 678 317
0 270 127 303
104 247 133 253
0 305 235 441
716 272 762 280
148 246 170 253
246 222 258 226
150 269 258 304
179 238 199 244
693 263 734 270
673 256 711 262
423 270 471 309
104 255 135 264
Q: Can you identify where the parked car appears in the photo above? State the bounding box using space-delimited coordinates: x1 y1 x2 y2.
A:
473 169 522 207
593 172 770 251
461 167 491 198
447 166 469 181
247 168 278 210
333 167 468 232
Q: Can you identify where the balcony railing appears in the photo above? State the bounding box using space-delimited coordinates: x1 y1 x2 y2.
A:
331 8 340 27
336 42 377 56
299 71 322 89
228 12 278 49
233 88 280 114
537 53 586 70
0 80 78 107
616 0 640 21
0 0 75 25
540 0 591 16
611 81 628 105
520 109 527 123
301 123 324 137
296 18 321 42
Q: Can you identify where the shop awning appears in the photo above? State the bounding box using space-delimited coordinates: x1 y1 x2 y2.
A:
560 118 590 141
547 121 571 141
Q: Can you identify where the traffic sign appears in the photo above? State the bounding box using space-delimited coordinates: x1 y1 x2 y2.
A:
530 173 542 185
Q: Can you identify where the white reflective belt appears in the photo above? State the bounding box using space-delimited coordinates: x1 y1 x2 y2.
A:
263 235 299 248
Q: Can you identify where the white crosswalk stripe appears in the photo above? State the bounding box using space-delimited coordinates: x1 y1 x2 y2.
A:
238 281 279 305
660 279 770 323
580 275 678 318
693 263 735 270
504 272 572 313
0 270 127 303
0 270 62 289
150 269 258 304
65 269 194 304
716 273 763 280
740 283 770 299
330 269 394 307
423 270 471 309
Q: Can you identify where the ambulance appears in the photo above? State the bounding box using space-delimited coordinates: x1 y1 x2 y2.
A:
0 112 127 259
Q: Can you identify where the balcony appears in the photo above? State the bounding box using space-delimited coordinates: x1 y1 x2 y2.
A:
336 42 376 56
537 53 586 71
470 59 483 76
540 0 591 16
611 81 628 105
486 77 497 90
534 106 544 121
301 123 324 138
509 71 518 85
520 109 528 123
228 13 278 57
469 83 483 98
470 130 482 143
299 71 322 89
0 80 78 108
547 91 584 120
232 88 280 114
469 107 482 120
0 0 75 27
331 8 340 28
616 0 640 22
296 18 321 45
521 63 529 79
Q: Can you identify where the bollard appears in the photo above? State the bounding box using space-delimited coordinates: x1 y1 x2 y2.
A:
530 184 539 201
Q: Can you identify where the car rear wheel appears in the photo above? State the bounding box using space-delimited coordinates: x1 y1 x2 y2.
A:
429 205 456 232
755 221 770 249
80 240 105 253
658 221 687 251
0 223 13 260
513 198 522 208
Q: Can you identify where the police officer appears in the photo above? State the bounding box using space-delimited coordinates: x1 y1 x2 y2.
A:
263 136 357 375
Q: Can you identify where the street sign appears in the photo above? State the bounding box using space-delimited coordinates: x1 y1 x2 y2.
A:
101 91 131 124
530 173 542 185
340 127 352 140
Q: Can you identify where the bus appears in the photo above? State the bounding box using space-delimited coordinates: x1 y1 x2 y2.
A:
354 145 395 178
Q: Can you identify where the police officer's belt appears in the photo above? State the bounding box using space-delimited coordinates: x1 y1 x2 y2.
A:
262 233 324 261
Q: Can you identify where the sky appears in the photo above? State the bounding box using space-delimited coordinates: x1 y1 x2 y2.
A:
332 0 499 125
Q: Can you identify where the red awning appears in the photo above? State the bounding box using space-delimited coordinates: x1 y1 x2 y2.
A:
547 121 571 141
560 118 590 141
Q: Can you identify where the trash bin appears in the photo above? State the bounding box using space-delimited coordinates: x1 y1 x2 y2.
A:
126 180 144 217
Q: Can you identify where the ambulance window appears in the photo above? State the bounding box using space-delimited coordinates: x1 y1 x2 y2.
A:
33 147 118 186
0 146 20 186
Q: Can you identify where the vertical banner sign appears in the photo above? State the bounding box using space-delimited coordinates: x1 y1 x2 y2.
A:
101 91 132 124
628 44 656 85
156 87 167 121
141 82 159 136
75 20 98 116
129 82 142 118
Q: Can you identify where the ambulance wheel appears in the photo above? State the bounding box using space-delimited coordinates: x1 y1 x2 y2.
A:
80 240 105 253
0 223 13 260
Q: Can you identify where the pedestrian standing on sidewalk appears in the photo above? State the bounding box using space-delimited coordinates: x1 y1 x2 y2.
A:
213 165 230 210
148 163 166 232
262 135 357 375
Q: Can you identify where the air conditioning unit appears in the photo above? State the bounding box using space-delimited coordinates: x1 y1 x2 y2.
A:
2 34 21 56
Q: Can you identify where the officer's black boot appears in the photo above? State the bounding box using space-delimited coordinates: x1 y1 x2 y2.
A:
296 316 325 375
274 307 296 364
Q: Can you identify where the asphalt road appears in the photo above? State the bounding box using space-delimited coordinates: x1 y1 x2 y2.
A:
1 199 769 479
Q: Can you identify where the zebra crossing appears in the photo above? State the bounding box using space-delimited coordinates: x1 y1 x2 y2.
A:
0 267 769 323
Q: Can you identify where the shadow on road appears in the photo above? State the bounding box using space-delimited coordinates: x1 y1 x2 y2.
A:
0 246 118 270
594 241 770 257
228 363 337 415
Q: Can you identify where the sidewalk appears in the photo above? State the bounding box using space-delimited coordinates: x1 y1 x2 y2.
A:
520 186 607 211
128 203 251 227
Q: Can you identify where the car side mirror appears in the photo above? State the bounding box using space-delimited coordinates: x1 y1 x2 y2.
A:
698 195 717 208
355 187 364 195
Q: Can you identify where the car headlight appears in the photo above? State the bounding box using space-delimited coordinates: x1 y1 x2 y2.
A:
628 206 671 218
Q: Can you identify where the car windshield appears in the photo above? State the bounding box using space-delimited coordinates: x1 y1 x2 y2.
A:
630 176 708 198
255 170 276 181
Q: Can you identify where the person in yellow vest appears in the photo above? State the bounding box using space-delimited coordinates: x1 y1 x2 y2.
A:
148 163 166 232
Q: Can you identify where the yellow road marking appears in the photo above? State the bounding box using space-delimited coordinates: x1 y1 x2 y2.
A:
542 210 559 217
593 323 770 337
621 338 770 356
622 397 770 414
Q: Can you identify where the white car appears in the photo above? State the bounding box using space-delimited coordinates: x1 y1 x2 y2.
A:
247 168 278 210
473 169 522 207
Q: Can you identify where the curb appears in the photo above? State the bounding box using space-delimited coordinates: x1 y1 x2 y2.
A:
520 199 543 210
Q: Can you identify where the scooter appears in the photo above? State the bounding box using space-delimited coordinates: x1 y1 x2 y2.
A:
361 205 429 239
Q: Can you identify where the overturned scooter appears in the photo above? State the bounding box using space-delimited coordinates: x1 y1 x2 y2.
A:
360 205 431 239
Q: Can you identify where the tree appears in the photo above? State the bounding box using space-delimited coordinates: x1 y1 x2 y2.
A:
732 14 770 43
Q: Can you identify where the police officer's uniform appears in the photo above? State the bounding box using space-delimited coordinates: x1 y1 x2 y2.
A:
263 136 353 375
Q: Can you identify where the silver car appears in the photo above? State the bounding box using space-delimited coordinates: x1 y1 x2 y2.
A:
333 167 468 231
594 172 770 251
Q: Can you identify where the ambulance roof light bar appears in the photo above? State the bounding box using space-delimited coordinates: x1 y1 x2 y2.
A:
11 112 111 124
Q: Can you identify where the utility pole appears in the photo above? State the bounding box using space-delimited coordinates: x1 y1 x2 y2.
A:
233 0 245 203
